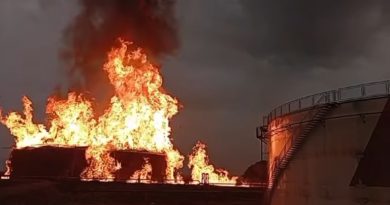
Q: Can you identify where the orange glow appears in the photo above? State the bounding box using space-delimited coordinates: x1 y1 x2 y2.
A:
0 39 237 186
4 160 11 176
0 40 183 181
188 141 238 185
1 96 49 148
131 158 152 182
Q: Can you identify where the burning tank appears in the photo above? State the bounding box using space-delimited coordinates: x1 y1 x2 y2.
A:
0 40 238 185
7 146 167 182
0 40 181 183
8 146 87 179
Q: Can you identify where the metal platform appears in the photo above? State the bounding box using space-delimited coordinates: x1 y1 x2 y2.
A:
261 80 390 126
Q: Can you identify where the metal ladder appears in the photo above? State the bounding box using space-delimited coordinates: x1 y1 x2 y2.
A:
265 103 337 203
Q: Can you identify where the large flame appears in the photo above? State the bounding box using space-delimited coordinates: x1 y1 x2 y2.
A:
0 40 183 181
0 40 237 186
189 141 238 184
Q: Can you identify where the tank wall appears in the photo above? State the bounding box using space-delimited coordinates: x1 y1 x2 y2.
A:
268 97 390 205
8 147 167 181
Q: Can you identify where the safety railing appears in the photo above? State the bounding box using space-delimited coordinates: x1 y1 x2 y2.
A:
267 105 315 188
262 80 390 126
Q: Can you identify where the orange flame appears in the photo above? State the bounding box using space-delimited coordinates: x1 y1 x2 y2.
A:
0 40 183 181
0 39 238 186
4 160 11 176
131 158 152 182
188 141 238 185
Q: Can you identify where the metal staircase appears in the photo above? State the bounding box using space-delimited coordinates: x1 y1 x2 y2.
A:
257 80 390 204
265 103 337 202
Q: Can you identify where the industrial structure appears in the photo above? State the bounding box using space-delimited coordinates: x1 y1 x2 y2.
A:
1 144 265 204
4 79 390 204
257 80 390 204
8 146 167 182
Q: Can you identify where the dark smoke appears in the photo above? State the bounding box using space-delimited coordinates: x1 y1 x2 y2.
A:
61 0 178 103
241 0 390 68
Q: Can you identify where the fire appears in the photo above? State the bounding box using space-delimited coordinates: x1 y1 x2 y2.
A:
189 141 238 184
131 158 153 182
4 160 11 176
1 96 49 148
0 39 237 186
81 146 121 181
0 40 183 181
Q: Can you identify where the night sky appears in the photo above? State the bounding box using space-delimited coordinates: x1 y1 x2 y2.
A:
1 0 390 174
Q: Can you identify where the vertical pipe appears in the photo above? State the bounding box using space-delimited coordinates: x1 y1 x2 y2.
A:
337 89 341 101
361 85 366 97
260 140 263 161
299 99 302 109
280 106 282 116
324 92 328 103
312 95 315 105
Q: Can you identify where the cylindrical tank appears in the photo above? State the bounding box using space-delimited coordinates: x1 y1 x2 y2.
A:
9 146 88 178
8 146 167 182
263 81 390 205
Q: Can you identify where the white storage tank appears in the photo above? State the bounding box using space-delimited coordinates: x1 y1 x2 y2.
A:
260 81 390 205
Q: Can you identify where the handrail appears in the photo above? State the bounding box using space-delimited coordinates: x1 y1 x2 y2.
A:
268 105 316 185
262 80 390 126
267 103 335 194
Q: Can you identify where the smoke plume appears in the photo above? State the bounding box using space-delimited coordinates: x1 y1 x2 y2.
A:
61 0 178 103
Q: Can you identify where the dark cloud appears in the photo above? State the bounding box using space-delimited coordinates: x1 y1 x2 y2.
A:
241 0 390 68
